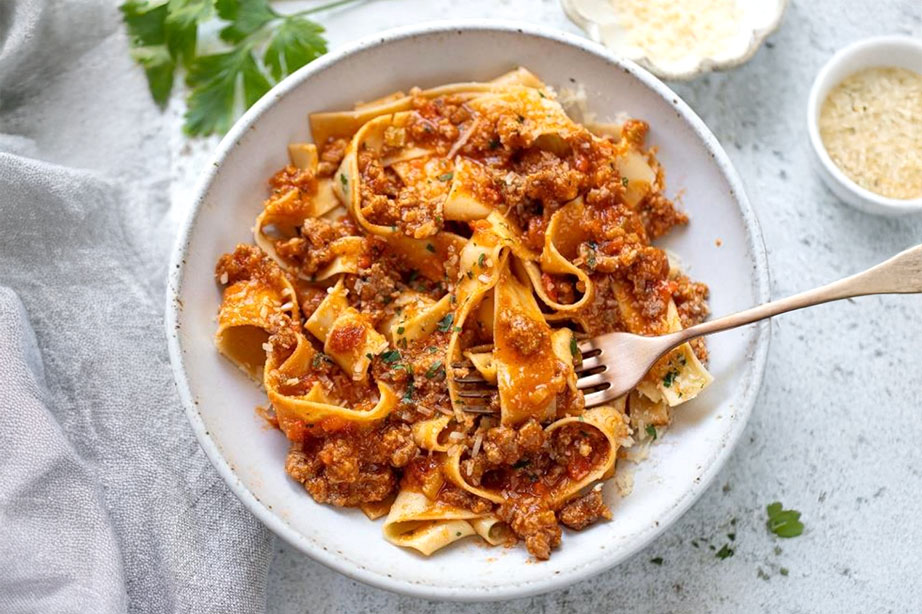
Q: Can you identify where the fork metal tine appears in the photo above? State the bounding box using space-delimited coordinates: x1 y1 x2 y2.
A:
576 372 609 390
457 388 494 399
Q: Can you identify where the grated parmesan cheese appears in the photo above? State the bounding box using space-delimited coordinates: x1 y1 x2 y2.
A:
610 0 743 63
819 67 922 200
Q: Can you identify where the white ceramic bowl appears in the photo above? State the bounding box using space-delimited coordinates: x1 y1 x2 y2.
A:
166 21 770 601
807 35 922 216
561 0 788 80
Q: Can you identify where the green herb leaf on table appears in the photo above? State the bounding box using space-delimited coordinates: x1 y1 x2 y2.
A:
263 17 327 81
715 544 734 560
766 502 804 538
121 0 364 135
121 0 175 106
165 0 214 67
184 45 271 136
215 0 277 43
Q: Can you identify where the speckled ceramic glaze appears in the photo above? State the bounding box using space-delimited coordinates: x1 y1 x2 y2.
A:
166 21 770 601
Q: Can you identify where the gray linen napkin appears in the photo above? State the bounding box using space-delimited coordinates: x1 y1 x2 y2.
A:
0 1 272 612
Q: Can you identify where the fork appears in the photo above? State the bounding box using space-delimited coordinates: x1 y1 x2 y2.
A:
454 244 922 412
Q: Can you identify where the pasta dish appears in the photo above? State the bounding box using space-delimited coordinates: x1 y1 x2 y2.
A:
214 68 712 559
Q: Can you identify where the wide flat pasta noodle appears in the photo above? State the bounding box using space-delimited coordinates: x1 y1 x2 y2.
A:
265 332 397 428
443 404 628 506
383 489 501 556
215 257 299 381
305 279 388 381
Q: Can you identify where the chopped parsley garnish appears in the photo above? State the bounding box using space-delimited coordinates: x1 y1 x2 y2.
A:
427 346 438 353
403 379 414 401
437 312 454 332
311 352 330 368
466 270 474 280
425 243 436 253
456 531 462 537
780 567 789 576
516 114 525 123
478 252 486 268
397 337 408 349
379 349 401 364
340 173 347 188
569 336 579 358
766 502 804 538
645 424 657 440
727 532 736 541
488 138 501 150
396 326 405 335
662 369 678 388
650 557 663 565
425 360 444 379
585 241 598 270
715 544 734 560
438 172 453 182
621 176 629 187
365 353 373 360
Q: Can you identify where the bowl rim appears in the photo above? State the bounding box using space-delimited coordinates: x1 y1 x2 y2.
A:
806 34 922 213
560 0 789 80
165 19 771 601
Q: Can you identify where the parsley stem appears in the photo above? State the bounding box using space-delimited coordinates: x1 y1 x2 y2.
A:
291 0 366 17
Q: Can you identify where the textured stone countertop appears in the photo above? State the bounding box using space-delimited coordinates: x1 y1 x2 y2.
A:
262 1 922 612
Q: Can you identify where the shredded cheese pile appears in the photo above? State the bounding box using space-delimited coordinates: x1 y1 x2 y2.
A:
819 67 922 200
610 0 743 62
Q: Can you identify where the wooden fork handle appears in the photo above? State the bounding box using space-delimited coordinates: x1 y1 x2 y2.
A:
672 243 922 346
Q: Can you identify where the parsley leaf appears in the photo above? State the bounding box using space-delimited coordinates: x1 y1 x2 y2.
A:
129 45 176 107
215 0 277 43
569 336 579 358
715 544 734 560
184 44 271 135
263 16 327 81
650 557 663 565
766 502 804 538
662 369 678 388
425 360 444 379
645 424 657 440
379 349 401 364
121 0 175 106
122 0 366 135
165 0 214 67
437 313 454 332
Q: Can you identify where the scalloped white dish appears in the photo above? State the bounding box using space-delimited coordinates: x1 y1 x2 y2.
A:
561 0 788 80
166 21 770 601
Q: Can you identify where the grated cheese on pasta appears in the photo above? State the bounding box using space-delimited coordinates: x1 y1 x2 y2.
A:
819 67 922 200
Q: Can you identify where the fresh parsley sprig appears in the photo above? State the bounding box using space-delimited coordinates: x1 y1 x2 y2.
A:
120 0 363 136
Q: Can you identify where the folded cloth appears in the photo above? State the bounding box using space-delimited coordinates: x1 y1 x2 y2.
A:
0 1 272 612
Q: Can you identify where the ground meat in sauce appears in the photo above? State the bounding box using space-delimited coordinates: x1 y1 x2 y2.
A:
220 83 710 560
497 499 561 560
558 489 612 530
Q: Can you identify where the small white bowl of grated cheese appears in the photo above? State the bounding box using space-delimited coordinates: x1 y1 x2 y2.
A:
561 0 788 80
807 36 922 216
